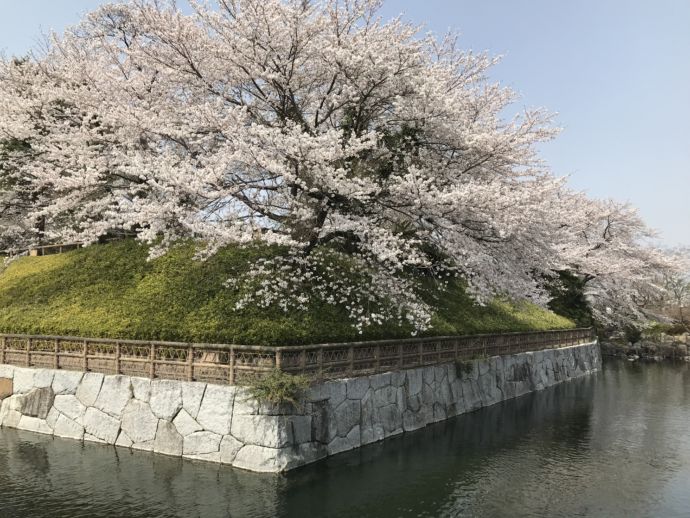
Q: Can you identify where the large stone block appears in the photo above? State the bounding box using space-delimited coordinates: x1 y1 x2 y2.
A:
154 420 183 457
53 414 84 440
1 408 22 428
185 451 221 463
406 369 423 396
181 382 206 418
82 407 120 443
232 389 260 415
231 415 291 448
196 384 235 435
373 385 397 408
360 390 384 445
422 366 435 386
46 407 60 429
391 371 406 388
219 434 243 464
307 381 346 408
131 378 151 402
232 444 297 473
94 376 132 418
328 424 361 455
461 379 482 411
346 377 370 400
52 371 84 395
290 415 312 445
183 431 222 455
53 394 86 422
34 369 55 389
13 368 36 394
370 372 392 390
334 399 360 438
17 387 55 419
173 409 202 437
149 380 183 420
310 400 338 444
17 415 52 435
378 404 402 436
402 409 426 432
121 399 158 443
0 378 12 400
132 440 154 452
84 433 107 444
76 372 104 407
0 365 14 379
115 431 133 448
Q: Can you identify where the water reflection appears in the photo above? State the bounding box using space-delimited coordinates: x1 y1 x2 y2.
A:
1 360 690 518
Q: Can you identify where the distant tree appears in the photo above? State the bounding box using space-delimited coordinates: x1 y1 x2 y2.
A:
0 0 681 332
662 253 690 330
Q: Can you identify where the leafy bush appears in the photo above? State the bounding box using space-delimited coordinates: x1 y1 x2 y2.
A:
624 326 643 344
247 369 311 408
647 322 688 338
0 240 576 344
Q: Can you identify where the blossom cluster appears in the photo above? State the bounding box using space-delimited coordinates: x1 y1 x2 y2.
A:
0 0 679 330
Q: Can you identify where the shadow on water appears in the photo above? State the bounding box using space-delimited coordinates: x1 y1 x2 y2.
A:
1 360 690 518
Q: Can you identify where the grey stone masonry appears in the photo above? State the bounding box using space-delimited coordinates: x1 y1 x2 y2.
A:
0 341 601 472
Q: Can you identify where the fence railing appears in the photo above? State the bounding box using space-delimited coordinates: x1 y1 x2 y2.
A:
0 328 596 386
0 243 82 258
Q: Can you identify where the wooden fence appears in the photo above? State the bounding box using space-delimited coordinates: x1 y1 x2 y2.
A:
0 328 596 386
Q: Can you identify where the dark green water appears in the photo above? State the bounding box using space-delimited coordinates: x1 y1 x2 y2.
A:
2 359 690 518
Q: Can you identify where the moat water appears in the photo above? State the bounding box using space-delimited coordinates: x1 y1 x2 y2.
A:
1 359 690 518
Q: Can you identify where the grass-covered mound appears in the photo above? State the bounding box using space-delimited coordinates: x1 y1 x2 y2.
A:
0 241 574 345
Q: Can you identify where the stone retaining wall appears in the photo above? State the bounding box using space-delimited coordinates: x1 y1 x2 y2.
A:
0 341 600 472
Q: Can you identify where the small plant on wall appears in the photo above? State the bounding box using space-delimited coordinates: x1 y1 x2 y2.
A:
248 369 311 409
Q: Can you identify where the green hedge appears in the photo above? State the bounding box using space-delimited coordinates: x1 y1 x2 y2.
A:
0 241 574 345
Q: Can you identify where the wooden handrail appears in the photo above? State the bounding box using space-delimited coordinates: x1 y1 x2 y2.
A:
0 328 596 386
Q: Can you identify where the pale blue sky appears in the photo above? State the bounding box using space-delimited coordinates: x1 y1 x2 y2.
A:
1 0 688 246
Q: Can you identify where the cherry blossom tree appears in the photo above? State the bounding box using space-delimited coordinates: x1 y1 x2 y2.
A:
0 0 680 331
660 251 690 329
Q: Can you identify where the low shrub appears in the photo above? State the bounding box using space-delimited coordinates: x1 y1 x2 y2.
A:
247 369 311 408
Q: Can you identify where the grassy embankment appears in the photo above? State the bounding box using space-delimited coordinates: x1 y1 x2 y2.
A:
0 240 575 345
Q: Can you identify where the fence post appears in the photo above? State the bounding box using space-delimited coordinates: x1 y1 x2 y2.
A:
54 339 60 370
348 346 355 376
1 336 6 365
149 343 155 379
187 345 194 382
275 349 283 371
374 345 381 373
398 343 403 370
299 348 307 376
418 342 423 366
82 340 88 371
114 341 120 375
317 348 324 379
229 347 235 385
26 338 32 367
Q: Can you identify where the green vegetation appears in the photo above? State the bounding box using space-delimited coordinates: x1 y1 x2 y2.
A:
0 241 575 345
547 271 594 328
646 322 688 339
247 369 311 408
454 359 475 377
